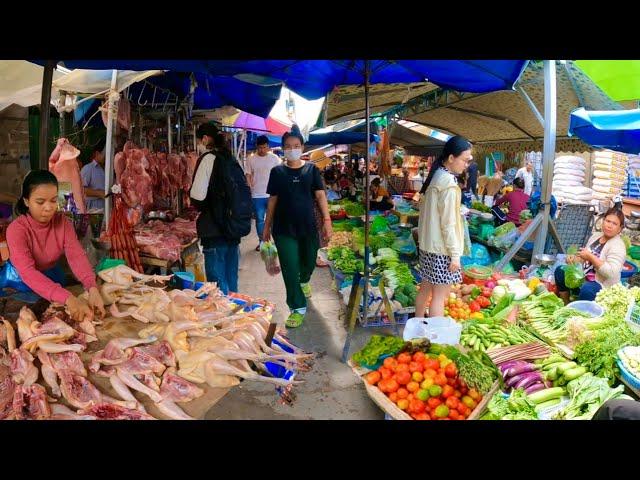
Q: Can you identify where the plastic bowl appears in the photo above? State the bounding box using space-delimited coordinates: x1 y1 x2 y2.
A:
566 300 604 318
622 260 638 279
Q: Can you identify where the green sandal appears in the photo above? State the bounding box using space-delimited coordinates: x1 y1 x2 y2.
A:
286 312 305 328
301 283 312 298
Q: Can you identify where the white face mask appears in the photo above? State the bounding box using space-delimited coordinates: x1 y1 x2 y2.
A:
284 149 302 162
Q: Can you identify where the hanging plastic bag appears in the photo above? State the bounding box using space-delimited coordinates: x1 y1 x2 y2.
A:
260 241 281 276
563 263 585 289
462 215 472 257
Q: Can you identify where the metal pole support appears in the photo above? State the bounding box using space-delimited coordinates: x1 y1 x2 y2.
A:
39 60 56 170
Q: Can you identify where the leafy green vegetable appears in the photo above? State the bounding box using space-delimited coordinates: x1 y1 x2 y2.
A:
328 246 363 274
471 201 491 213
352 335 406 366
553 373 626 420
342 201 365 217
457 353 498 394
595 284 635 319
481 389 538 420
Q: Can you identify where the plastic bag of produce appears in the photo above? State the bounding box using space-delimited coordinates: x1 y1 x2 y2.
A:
563 263 585 289
259 241 281 276
391 234 417 256
492 228 519 249
461 242 492 267
463 215 472 257
493 221 516 238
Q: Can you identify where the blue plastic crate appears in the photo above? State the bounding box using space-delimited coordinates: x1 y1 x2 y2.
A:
264 338 296 382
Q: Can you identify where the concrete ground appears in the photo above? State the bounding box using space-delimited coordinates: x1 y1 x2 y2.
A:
205 236 400 420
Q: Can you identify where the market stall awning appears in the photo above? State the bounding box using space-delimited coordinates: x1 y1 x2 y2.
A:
0 60 67 111
53 69 163 94
396 61 622 144
575 60 640 103
568 107 640 154
306 131 378 145
40 60 528 100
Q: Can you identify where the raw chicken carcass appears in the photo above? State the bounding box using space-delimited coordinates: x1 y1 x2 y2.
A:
0 365 16 420
78 402 155 420
160 369 204 403
17 307 38 343
10 349 39 386
118 348 167 376
136 341 176 367
50 403 96 420
0 319 16 352
20 318 76 353
13 384 51 420
58 370 104 409
89 336 157 372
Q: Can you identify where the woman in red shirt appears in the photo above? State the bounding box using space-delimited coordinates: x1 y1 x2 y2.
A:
6 170 105 322
493 177 530 225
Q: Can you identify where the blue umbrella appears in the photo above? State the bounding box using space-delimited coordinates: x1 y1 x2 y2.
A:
569 107 640 154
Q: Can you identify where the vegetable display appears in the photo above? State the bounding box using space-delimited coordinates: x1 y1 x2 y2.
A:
352 335 406 367
364 346 484 420
535 354 589 387
470 201 491 213
328 246 364 274
498 360 549 395
342 201 365 217
552 373 628 420
595 283 635 319
327 231 352 249
456 350 499 394
480 388 538 420
521 305 590 345
487 342 551 365
461 322 539 352
618 346 640 379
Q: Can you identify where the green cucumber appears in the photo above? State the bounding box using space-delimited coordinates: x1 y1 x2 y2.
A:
563 366 587 381
534 398 562 413
526 387 564 405
557 362 578 374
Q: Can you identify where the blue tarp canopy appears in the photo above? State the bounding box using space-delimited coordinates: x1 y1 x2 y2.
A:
569 107 640 154
43 60 528 100
306 131 378 145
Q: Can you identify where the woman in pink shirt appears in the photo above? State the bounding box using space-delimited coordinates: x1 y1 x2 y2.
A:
493 177 530 226
6 170 105 322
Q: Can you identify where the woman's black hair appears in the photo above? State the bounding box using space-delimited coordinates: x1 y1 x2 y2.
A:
513 177 525 190
256 135 269 146
196 123 232 154
281 124 305 146
603 207 625 229
15 169 58 216
420 135 472 194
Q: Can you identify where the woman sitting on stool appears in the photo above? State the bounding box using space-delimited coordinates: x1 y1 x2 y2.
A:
554 207 627 303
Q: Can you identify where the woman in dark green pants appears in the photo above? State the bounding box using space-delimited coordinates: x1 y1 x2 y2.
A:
263 126 332 328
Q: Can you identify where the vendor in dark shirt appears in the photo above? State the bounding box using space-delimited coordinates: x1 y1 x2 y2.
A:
263 125 332 328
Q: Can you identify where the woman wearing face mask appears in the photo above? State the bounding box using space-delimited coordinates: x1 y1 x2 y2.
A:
554 207 627 303
5 170 106 322
415 136 472 318
263 125 332 328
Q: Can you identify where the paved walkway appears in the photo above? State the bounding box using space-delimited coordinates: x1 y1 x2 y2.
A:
205 236 395 420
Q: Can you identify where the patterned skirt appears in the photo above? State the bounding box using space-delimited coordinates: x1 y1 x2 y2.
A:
418 250 462 285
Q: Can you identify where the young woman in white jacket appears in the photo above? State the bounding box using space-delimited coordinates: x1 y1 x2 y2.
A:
415 136 473 317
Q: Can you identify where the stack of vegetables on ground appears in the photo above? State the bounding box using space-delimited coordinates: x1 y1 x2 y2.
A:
327 231 352 249
363 342 487 420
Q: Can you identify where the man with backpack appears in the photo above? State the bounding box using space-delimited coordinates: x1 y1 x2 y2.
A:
190 124 253 295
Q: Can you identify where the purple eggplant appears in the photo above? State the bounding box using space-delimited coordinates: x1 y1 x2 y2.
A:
504 363 538 378
514 373 543 390
506 371 542 388
524 382 546 395
498 360 529 373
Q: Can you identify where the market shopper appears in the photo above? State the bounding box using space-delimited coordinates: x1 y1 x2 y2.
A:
81 139 106 212
415 136 472 318
190 123 252 295
592 399 640 420
263 125 332 328
5 170 105 321
245 135 281 252
368 177 393 211
492 177 530 226
516 161 534 196
554 207 626 303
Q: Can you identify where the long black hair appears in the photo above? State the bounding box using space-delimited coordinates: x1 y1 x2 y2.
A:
15 169 58 216
420 135 472 194
197 122 232 155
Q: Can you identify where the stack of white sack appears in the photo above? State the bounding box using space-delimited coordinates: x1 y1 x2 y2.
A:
552 155 592 204
591 150 628 201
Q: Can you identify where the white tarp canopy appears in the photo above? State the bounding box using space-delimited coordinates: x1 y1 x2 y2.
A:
0 60 66 111
0 61 162 113
269 87 325 139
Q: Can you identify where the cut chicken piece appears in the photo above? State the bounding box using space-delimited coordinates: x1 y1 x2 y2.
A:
89 336 157 372
115 368 163 403
0 319 16 352
21 318 76 353
38 342 85 354
47 351 87 377
17 307 37 343
0 365 16 420
109 374 147 413
10 349 39 386
118 348 166 376
156 399 195 420
78 402 156 420
160 368 204 403
136 341 176 367
37 351 61 397
50 403 96 420
58 370 104 409
13 384 51 419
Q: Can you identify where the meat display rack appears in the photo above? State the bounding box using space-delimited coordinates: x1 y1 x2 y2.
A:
139 238 199 274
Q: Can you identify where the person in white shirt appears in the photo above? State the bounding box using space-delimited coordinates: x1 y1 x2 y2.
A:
245 135 281 251
516 161 534 196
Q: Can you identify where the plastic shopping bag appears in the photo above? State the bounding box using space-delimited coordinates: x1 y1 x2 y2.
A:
260 241 281 276
462 215 472 257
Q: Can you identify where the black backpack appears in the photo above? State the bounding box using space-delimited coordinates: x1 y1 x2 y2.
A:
192 149 253 241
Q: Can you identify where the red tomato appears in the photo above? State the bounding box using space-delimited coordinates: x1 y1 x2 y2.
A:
395 371 412 386
424 368 437 379
396 388 409 399
406 381 420 393
366 371 381 385
444 363 458 378
434 374 447 387
469 301 481 312
448 409 460 420
408 399 426 414
386 379 399 393
426 359 440 371
453 390 462 398
388 392 398 403
383 357 398 370
447 378 456 387
379 367 392 380
408 361 424 373
414 412 431 420
412 352 426 363
395 363 410 374
445 396 460 410
468 389 481 401
397 353 412 364
377 379 388 393
442 385 455 399
427 397 442 409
